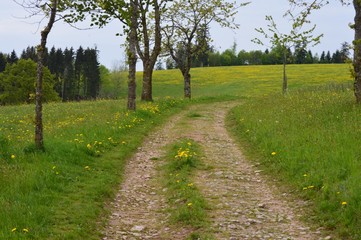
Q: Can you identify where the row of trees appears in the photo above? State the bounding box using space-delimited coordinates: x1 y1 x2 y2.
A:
164 42 351 69
0 46 101 102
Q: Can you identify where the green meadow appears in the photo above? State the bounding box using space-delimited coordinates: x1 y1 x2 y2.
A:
1 63 359 239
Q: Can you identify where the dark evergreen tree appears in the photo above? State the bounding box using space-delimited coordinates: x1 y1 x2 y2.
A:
62 47 76 101
20 46 37 61
332 50 342 63
7 50 19 64
0 53 7 72
47 46 57 73
294 44 308 64
53 48 65 95
320 51 326 63
326 51 332 63
83 48 100 99
75 46 85 99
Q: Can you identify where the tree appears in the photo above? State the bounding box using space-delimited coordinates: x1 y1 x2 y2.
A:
320 51 326 63
35 0 58 150
163 0 245 98
83 48 101 99
21 46 37 61
0 53 7 72
7 50 19 64
63 0 139 110
136 0 169 101
253 4 323 94
288 0 361 102
326 50 332 63
165 57 175 69
62 48 76 101
0 59 59 105
238 50 250 65
155 59 164 70
99 65 123 99
294 43 308 63
332 50 342 63
340 41 351 62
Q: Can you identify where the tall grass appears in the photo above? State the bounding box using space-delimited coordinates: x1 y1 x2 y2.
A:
227 87 361 239
0 99 186 239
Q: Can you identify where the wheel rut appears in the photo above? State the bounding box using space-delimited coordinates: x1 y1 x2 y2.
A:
102 102 330 240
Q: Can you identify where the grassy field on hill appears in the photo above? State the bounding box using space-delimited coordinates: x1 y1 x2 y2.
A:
148 64 352 98
0 63 357 239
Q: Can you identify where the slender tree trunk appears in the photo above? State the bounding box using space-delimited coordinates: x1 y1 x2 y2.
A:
282 50 288 95
353 1 361 103
183 48 192 99
138 0 161 102
35 0 57 150
127 0 138 110
141 63 153 101
184 71 191 99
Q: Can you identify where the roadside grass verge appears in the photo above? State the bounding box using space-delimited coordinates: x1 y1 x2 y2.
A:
161 139 213 239
0 98 187 239
227 87 361 239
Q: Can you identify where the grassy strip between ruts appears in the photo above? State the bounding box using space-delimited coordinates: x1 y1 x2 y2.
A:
0 98 188 240
161 139 214 240
227 86 361 239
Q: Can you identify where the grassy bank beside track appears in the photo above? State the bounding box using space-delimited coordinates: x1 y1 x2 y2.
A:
228 88 361 239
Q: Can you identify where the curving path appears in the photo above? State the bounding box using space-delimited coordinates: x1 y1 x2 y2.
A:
102 102 331 240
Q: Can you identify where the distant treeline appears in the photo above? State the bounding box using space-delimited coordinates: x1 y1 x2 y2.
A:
164 42 351 69
0 46 101 103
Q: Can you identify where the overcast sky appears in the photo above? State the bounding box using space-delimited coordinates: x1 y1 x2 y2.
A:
0 1 355 69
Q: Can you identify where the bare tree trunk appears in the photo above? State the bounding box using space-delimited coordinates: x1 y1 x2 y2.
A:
35 0 57 150
127 0 138 110
184 72 191 99
141 63 153 101
138 0 162 102
282 50 288 95
354 1 361 103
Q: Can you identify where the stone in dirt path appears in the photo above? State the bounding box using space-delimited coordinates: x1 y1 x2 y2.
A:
102 102 331 240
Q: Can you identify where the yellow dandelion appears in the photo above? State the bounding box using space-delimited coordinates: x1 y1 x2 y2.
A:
87 144 92 149
85 166 90 170
11 154 16 159
342 201 347 206
23 228 29 233
271 152 276 156
11 228 17 232
187 183 194 187
187 202 193 207
303 174 308 177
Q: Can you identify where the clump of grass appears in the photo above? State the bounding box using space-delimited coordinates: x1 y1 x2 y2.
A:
227 88 361 239
162 139 212 239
